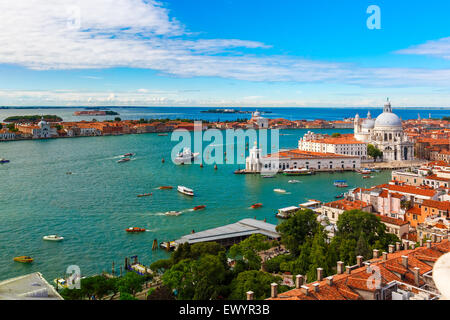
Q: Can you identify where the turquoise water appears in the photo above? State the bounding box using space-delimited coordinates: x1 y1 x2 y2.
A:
0 129 391 282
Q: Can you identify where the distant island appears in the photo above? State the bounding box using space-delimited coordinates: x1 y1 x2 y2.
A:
73 110 119 116
200 108 272 114
3 115 63 123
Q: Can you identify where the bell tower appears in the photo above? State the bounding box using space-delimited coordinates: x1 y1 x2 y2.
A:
383 98 392 113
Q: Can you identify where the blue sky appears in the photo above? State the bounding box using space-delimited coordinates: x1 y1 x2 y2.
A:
1 0 450 107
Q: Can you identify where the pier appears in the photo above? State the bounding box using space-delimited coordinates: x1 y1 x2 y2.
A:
174 218 280 248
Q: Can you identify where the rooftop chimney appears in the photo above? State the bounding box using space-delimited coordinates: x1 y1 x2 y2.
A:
413 267 420 286
295 275 304 289
401 255 408 268
364 262 372 273
346 266 352 274
382 252 388 261
337 261 344 274
246 291 254 300
326 276 334 286
388 244 395 253
396 242 402 251
301 285 309 296
373 249 380 259
431 233 437 243
270 283 278 298
312 283 320 292
356 256 363 267
419 239 424 247
317 268 323 281
426 240 432 249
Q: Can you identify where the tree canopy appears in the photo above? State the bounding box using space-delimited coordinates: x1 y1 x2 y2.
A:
367 144 383 160
276 209 319 256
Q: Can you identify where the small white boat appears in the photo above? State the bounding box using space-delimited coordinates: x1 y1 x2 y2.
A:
274 188 287 193
118 158 131 163
43 235 64 241
165 211 182 216
174 148 200 165
177 185 194 196
288 180 301 183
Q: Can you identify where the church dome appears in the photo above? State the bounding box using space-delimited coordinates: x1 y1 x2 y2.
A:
362 118 375 129
375 112 402 128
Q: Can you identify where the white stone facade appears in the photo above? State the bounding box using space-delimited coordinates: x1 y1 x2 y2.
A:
354 99 414 162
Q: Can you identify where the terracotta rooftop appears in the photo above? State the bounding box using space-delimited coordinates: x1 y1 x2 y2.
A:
268 239 449 300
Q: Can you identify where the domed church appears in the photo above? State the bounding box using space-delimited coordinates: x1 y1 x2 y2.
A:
354 99 414 162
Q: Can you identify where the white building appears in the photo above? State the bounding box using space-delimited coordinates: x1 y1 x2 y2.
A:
245 142 361 173
354 99 414 162
0 128 16 140
298 131 368 159
248 111 268 129
17 118 57 139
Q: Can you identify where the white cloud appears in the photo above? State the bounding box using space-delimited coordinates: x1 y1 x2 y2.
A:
2 88 450 108
1 0 450 96
395 37 450 60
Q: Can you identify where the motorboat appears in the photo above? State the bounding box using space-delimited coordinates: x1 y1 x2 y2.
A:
43 235 64 241
122 153 135 157
335 194 344 199
158 133 168 136
137 193 152 197
360 168 372 174
174 148 199 164
193 205 206 211
334 180 348 188
0 158 10 164
13 256 33 263
282 168 312 176
159 186 173 190
165 211 182 216
177 185 194 196
251 203 263 209
125 227 146 233
118 158 131 163
362 175 372 179
274 188 287 193
288 180 301 183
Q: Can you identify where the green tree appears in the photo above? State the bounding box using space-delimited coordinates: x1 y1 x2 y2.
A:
147 285 175 300
229 270 282 300
162 254 227 300
117 272 144 296
229 234 272 271
330 210 400 264
114 117 121 121
331 133 341 138
150 259 172 274
119 292 138 300
306 228 330 281
367 144 383 161
276 209 318 256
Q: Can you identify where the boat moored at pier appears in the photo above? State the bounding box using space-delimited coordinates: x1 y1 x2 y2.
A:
276 206 300 219
283 168 313 176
